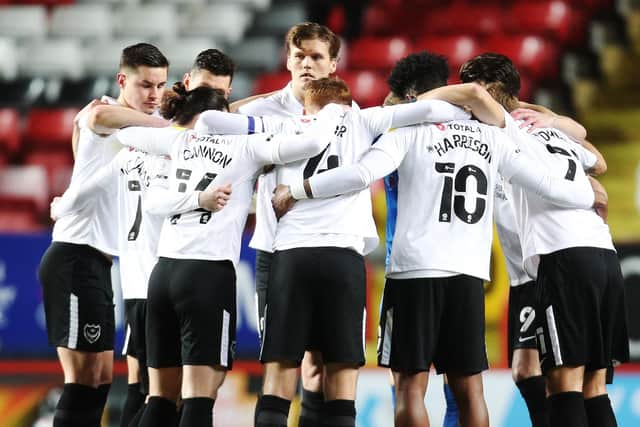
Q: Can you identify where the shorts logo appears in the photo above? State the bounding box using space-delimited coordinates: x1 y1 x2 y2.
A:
83 324 101 344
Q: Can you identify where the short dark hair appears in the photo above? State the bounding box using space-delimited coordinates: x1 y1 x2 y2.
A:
119 43 169 70
192 48 235 82
460 53 520 97
387 51 449 98
285 22 341 59
304 77 352 107
161 81 229 125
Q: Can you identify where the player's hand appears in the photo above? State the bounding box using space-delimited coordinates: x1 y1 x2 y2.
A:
271 184 296 220
49 197 61 221
198 183 232 212
511 108 557 133
589 176 608 223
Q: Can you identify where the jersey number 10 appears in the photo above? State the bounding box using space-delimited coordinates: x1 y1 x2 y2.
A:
435 162 488 224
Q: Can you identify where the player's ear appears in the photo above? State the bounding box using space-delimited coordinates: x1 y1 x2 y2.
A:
328 58 338 75
116 72 126 89
182 72 191 90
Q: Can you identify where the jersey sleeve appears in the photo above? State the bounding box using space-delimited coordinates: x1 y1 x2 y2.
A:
52 148 126 219
115 126 176 155
194 110 270 135
246 103 346 165
302 129 408 199
496 131 595 209
572 143 598 170
143 155 200 216
360 100 471 136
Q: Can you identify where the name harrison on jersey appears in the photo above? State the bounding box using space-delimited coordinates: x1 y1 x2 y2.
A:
183 144 233 168
432 133 493 163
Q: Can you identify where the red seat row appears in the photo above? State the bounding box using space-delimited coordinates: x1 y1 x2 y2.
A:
0 107 78 156
354 0 602 46
0 107 76 199
347 34 559 81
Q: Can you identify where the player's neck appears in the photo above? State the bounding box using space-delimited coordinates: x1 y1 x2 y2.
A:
116 94 131 109
291 82 305 105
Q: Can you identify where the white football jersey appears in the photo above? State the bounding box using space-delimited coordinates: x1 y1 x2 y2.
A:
374 120 539 281
503 114 614 277
116 123 331 265
274 107 417 255
238 83 304 252
116 149 167 299
494 175 534 287
52 96 120 256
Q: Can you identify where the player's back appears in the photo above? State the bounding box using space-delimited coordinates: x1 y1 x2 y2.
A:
505 123 614 274
274 109 379 254
150 128 271 265
387 119 512 281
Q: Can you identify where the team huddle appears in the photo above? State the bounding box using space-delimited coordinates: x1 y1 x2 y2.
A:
37 21 629 427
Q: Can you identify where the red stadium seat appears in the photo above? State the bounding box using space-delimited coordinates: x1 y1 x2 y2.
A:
338 71 388 108
15 0 74 5
420 3 503 36
0 165 49 214
252 72 291 96
24 150 73 198
348 37 412 71
22 108 78 150
0 108 20 156
415 35 483 76
506 1 588 46
0 195 43 232
486 35 559 81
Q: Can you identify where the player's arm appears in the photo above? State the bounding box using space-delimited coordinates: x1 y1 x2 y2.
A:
73 99 107 156
115 126 175 155
51 149 125 220
513 101 587 141
87 104 169 135
249 104 343 166
417 83 505 127
194 110 286 135
360 99 471 136
271 131 406 217
71 123 80 159
143 156 231 216
574 139 606 176
589 176 608 222
229 91 276 112
498 134 595 209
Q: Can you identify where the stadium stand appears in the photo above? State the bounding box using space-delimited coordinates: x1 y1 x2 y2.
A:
0 0 627 232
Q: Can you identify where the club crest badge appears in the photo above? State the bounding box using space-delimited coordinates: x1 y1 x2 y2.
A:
84 324 101 344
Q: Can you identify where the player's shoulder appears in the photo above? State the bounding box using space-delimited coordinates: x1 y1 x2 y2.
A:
238 87 290 116
530 126 574 145
378 122 424 141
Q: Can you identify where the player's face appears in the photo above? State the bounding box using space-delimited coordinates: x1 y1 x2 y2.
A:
183 70 232 98
118 66 168 114
286 39 337 87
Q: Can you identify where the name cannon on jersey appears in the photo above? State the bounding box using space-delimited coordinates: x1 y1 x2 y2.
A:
183 142 233 167
432 132 493 163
